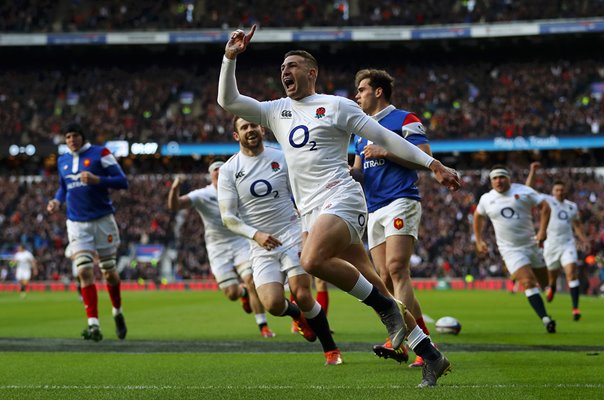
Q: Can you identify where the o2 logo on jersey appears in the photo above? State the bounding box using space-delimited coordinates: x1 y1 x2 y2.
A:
557 210 569 220
500 207 519 219
289 125 317 151
250 179 279 198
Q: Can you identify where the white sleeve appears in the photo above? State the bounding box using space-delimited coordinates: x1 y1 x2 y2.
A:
217 166 258 240
476 196 487 216
337 98 434 169
217 56 263 125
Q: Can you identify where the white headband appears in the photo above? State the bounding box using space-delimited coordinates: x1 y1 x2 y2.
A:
489 168 510 179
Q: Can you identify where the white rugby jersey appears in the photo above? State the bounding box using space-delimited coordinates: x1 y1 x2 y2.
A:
218 57 434 216
14 250 34 273
542 194 578 245
218 147 301 245
476 183 544 249
187 184 245 247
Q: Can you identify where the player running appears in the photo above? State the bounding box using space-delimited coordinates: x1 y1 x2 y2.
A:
218 116 342 365
168 161 274 338
526 162 590 320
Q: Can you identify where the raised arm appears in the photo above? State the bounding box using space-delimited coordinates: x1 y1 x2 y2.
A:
525 161 540 188
217 25 263 125
167 177 192 211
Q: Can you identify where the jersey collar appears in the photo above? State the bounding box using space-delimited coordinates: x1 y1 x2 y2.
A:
69 142 91 155
372 105 396 121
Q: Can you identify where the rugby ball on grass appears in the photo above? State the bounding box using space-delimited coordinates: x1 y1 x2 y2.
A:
435 316 461 335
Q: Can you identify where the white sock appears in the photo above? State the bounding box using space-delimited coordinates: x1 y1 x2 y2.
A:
569 279 580 288
87 317 100 326
302 301 321 319
255 313 267 325
407 325 428 350
112 307 123 317
347 274 373 301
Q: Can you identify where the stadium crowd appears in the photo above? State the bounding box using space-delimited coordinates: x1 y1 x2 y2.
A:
1 0 603 32
1 165 603 293
1 57 602 147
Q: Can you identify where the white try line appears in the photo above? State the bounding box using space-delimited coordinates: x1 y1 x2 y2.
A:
1 384 603 390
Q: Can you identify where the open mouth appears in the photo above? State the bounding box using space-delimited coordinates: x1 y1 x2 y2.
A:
283 76 294 90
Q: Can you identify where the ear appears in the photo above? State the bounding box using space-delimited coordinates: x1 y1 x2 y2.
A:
232 131 240 141
375 87 383 99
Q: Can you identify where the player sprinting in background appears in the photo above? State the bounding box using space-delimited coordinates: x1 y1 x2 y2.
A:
13 244 37 299
350 68 433 368
473 165 556 333
168 161 274 338
218 116 342 365
218 25 460 387
47 122 128 341
526 162 590 320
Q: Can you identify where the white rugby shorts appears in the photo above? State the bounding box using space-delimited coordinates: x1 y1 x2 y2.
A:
543 240 578 270
368 197 421 249
208 236 252 289
66 214 120 258
16 269 32 282
499 244 546 275
301 180 368 245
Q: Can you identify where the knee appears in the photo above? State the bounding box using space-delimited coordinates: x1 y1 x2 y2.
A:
387 258 411 281
292 290 313 310
223 285 240 301
300 252 323 275
265 299 286 316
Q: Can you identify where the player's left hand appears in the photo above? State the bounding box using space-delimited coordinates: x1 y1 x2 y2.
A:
430 160 461 191
80 171 100 185
363 144 388 159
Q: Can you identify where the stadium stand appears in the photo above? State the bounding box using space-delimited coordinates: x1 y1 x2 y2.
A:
1 166 602 293
1 0 604 32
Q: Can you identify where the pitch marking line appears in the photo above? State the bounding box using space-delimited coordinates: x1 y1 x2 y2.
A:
1 384 603 390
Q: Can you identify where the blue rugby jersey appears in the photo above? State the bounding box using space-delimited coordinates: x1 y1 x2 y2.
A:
354 105 429 213
54 143 128 221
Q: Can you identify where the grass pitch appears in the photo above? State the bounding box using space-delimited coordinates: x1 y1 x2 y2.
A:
0 289 602 399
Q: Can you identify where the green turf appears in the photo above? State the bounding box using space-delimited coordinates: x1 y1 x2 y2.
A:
1 289 603 399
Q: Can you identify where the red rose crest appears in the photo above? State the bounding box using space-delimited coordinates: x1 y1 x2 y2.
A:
271 161 280 172
514 194 520 200
393 218 404 230
315 107 326 119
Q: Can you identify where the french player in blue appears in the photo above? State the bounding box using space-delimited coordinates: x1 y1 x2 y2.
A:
47 122 128 342
350 69 435 368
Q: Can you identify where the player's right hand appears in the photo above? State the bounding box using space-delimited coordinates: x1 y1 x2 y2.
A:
172 177 181 188
253 231 282 251
225 25 256 59
46 199 60 214
529 161 541 171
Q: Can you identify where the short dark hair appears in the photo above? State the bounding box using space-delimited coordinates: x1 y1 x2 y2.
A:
490 164 508 172
284 50 318 70
62 122 84 138
232 115 241 133
355 69 394 102
553 180 565 187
